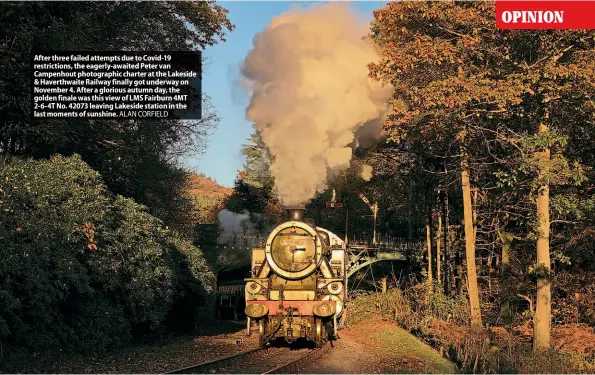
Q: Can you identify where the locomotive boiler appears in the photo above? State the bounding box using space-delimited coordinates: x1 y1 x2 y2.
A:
244 207 346 347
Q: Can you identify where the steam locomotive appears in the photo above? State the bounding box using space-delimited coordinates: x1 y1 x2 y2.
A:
244 207 346 347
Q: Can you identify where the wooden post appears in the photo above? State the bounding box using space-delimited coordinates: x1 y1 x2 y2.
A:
373 202 378 246
381 276 387 294
344 210 349 246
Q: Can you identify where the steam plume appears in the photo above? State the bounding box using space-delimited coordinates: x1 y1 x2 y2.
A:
361 164 373 181
242 3 391 206
217 209 257 244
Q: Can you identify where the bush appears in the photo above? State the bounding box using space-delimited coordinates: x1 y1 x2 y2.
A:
552 273 595 326
347 283 591 373
347 289 413 327
0 155 213 361
347 283 469 330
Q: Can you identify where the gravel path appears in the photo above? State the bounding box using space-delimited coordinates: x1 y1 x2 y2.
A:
291 319 457 374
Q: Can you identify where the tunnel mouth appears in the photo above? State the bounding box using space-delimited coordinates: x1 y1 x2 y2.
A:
285 206 306 222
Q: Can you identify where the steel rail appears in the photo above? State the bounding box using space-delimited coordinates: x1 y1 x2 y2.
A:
262 342 330 374
163 346 265 374
163 341 329 374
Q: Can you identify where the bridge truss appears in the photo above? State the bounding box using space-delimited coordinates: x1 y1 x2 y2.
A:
345 238 425 278
344 238 425 294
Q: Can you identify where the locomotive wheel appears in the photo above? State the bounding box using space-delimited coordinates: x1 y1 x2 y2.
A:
258 318 267 346
314 318 324 347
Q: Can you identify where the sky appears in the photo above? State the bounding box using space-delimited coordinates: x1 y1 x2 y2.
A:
184 1 385 188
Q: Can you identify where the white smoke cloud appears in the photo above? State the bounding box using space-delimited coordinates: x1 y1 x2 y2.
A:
242 3 392 206
217 209 258 244
361 164 373 181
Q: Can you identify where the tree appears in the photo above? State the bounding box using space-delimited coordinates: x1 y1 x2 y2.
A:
0 1 234 235
368 1 594 338
186 172 232 226
225 132 284 228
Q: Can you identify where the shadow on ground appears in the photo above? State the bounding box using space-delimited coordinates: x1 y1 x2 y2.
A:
268 337 317 350
194 318 248 337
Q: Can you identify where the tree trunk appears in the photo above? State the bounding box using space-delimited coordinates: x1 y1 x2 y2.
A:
426 185 435 283
408 180 414 239
454 228 462 294
442 190 450 295
426 224 433 285
534 122 551 350
213 275 219 319
460 141 482 328
472 189 478 243
437 214 442 285
499 230 513 324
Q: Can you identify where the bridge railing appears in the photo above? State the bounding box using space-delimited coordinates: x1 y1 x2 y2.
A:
349 235 425 253
214 233 426 253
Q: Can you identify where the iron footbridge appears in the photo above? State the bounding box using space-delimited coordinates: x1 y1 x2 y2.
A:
208 234 425 279
345 237 425 278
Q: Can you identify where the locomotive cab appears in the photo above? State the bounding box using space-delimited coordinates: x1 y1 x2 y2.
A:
244 207 346 347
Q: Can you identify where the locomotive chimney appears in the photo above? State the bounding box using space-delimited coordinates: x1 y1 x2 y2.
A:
286 206 306 222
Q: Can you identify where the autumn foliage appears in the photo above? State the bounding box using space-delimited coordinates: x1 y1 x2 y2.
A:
186 173 233 225
367 0 595 355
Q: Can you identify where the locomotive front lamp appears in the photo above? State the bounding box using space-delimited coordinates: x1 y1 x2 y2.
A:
246 281 262 295
327 281 343 294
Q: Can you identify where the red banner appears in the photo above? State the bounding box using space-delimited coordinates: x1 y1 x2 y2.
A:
496 1 595 29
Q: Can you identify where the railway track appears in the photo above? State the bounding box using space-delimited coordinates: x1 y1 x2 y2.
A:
165 342 330 374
